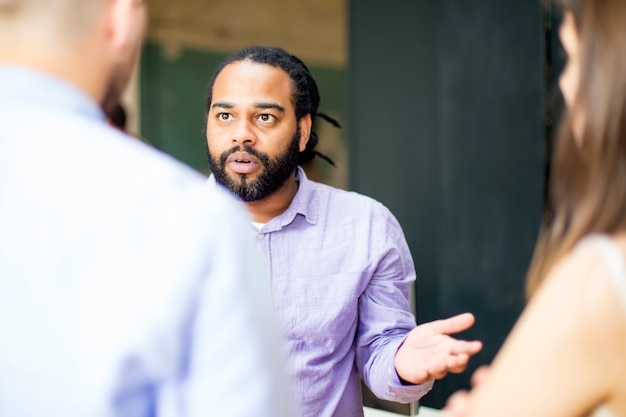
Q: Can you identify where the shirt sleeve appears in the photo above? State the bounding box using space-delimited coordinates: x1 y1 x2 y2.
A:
355 203 434 404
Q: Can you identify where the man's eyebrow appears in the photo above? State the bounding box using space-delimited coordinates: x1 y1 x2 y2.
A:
212 101 234 110
211 101 285 112
254 102 285 112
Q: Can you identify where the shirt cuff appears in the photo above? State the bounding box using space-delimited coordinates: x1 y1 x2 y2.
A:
384 370 434 403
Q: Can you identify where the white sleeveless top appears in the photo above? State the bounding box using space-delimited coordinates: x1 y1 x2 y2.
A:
576 235 626 417
594 407 618 417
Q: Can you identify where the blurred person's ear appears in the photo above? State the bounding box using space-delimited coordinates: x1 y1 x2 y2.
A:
105 0 146 55
100 0 146 114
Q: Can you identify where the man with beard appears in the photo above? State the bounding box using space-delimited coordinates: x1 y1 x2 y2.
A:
204 45 483 417
0 3 293 417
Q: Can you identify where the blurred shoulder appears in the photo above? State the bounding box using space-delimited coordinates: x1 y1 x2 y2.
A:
83 123 251 234
553 234 626 289
543 234 626 344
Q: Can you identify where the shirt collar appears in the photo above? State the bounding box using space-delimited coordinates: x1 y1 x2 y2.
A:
206 166 319 230
0 65 105 123
275 166 318 228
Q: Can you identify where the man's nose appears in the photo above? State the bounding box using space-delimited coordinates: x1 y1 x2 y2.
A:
232 120 257 146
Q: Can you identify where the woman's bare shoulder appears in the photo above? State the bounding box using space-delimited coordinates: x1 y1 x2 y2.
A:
546 234 626 403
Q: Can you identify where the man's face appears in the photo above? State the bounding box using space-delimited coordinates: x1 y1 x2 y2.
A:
205 61 308 201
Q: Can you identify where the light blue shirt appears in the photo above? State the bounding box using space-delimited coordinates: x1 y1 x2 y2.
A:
0 66 295 417
209 167 433 417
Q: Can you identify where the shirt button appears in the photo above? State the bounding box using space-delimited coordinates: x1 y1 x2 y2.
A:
257 233 265 239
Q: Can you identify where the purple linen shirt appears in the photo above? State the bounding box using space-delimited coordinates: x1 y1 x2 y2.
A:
209 167 432 417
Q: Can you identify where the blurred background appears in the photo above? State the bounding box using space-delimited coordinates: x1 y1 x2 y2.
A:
121 0 565 412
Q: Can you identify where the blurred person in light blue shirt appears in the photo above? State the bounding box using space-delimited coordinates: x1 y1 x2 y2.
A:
0 1 295 417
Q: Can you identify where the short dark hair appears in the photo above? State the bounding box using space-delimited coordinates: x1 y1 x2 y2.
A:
107 103 127 131
205 45 339 166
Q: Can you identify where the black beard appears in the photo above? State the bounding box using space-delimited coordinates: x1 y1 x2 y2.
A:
206 129 300 202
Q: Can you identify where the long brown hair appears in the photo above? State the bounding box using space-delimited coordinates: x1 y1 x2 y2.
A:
526 0 626 297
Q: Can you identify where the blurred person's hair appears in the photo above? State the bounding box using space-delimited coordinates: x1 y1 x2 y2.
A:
107 103 127 132
527 0 626 297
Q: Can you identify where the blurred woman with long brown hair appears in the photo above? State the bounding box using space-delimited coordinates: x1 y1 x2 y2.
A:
443 0 626 416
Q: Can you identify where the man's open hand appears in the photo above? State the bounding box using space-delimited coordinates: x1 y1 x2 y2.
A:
394 313 483 384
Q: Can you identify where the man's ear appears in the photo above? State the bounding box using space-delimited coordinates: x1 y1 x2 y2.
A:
298 114 312 152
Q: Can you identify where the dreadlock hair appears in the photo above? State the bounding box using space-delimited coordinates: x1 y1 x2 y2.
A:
204 45 340 166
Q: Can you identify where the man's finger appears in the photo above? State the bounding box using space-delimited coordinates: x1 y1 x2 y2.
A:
446 354 470 374
451 340 483 355
430 312 476 335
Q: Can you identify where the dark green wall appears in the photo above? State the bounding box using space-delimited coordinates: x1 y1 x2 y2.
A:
349 1 546 409
140 44 226 173
140 42 346 175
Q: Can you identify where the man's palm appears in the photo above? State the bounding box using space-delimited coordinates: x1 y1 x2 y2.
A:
394 313 483 384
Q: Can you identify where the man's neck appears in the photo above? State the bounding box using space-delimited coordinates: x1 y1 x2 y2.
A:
245 171 300 223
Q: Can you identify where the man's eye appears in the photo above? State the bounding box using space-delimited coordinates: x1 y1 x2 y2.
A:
218 113 232 121
258 114 275 123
